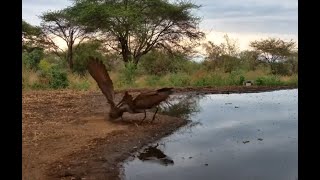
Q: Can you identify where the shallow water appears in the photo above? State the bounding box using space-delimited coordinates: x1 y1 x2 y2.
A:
122 89 298 180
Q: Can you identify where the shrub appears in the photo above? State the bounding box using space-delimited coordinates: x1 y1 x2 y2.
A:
145 75 161 86
168 73 190 87
38 59 53 73
22 48 44 70
255 76 283 86
119 62 138 85
48 66 69 89
73 40 108 76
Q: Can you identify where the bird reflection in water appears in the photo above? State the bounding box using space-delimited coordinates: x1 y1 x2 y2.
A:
137 143 174 166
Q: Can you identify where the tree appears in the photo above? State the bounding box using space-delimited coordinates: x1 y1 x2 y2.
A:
22 20 45 52
223 34 239 57
40 10 93 70
68 0 205 66
203 41 225 61
239 50 259 71
249 38 296 74
73 40 110 75
202 34 240 72
286 50 298 74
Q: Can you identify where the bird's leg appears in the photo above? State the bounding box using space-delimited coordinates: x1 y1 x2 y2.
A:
151 107 159 122
139 110 147 124
143 110 147 120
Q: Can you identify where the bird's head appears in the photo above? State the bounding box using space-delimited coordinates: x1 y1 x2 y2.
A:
108 107 124 120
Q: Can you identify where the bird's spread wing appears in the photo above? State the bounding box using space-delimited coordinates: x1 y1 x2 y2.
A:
87 57 115 107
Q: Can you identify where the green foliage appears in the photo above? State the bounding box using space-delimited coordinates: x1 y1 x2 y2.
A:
168 73 190 87
222 55 240 73
73 40 107 75
31 82 48 90
271 62 291 75
227 71 245 85
140 50 191 76
38 59 53 73
239 75 246 85
145 75 161 86
239 50 259 71
119 62 138 85
68 0 204 65
255 76 283 86
22 49 44 70
71 80 90 90
22 19 44 51
48 66 69 89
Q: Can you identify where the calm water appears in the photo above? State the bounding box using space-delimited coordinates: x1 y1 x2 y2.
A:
122 89 298 180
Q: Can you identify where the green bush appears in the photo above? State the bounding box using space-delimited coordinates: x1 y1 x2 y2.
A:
224 70 245 85
140 50 191 76
22 48 44 70
73 40 107 76
48 66 69 89
271 63 291 75
168 73 190 87
38 59 53 73
145 75 161 86
193 76 212 86
255 76 283 86
119 62 138 85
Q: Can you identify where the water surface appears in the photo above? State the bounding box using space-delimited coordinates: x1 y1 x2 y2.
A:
123 89 298 180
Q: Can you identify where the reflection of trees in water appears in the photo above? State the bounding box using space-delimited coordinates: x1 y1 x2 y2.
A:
137 143 174 166
157 93 204 120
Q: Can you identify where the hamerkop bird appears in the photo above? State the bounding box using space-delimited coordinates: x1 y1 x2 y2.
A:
87 56 173 123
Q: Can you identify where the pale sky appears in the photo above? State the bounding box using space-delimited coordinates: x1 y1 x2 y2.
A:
22 0 298 52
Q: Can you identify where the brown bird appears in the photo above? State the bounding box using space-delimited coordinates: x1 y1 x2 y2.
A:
86 56 173 123
117 87 174 123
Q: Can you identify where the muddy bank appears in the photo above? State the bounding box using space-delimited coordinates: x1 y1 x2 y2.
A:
22 86 296 180
47 118 188 180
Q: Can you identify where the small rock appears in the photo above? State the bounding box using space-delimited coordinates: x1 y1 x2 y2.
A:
235 106 239 108
204 163 208 166
243 141 250 144
257 138 263 141
189 157 192 159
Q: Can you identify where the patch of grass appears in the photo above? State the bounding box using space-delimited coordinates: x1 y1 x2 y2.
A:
168 73 191 87
255 76 284 86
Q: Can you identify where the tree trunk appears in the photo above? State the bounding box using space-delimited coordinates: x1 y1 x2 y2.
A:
133 56 141 67
119 37 131 64
67 44 73 70
270 62 276 74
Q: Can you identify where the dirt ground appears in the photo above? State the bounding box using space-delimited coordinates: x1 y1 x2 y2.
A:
22 86 296 180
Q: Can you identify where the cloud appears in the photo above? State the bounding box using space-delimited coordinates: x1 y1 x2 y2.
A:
22 0 73 25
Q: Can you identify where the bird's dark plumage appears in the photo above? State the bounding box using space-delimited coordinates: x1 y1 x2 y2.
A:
87 57 174 122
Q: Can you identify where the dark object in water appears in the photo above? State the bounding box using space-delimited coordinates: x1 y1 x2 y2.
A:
137 144 174 166
243 141 250 144
258 138 263 141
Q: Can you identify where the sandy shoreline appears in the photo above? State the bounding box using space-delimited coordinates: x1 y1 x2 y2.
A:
22 85 297 180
